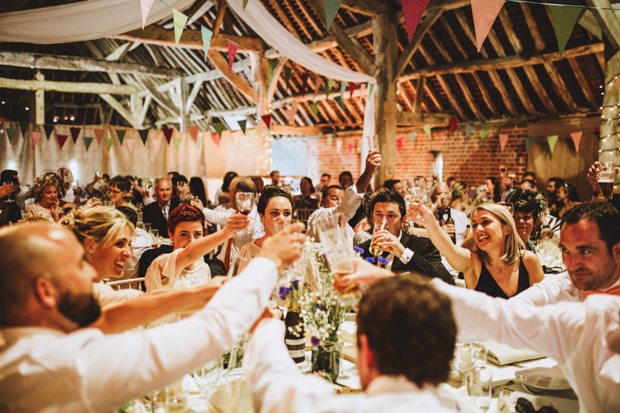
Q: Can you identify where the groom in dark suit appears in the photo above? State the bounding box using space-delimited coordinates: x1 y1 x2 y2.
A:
359 191 454 285
142 178 180 237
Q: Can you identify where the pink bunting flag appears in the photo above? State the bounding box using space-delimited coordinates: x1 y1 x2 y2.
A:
402 0 430 42
349 83 356 100
396 137 403 151
212 133 221 147
359 83 366 102
0 118 5 127
471 0 505 52
227 41 238 73
261 114 272 129
284 106 297 124
126 138 136 153
570 131 583 152
31 131 42 147
163 128 174 144
69 127 81 144
94 129 104 145
189 126 200 142
314 75 324 101
57 134 68 150
449 117 459 133
348 143 353 155
336 140 343 153
151 137 162 152
499 133 509 151
140 0 155 29
231 130 241 145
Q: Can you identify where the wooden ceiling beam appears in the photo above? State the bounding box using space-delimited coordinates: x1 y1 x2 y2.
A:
264 0 302 40
0 76 139 94
395 9 443 79
413 77 426 113
211 0 227 39
340 0 394 16
419 46 467 119
396 111 452 126
586 0 620 51
271 125 321 135
423 80 445 112
471 72 499 118
207 49 259 104
567 57 598 110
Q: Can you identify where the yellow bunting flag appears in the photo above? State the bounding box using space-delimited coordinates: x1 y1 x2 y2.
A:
173 9 188 45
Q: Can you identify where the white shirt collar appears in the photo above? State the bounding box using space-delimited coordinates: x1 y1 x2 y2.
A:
1 326 65 347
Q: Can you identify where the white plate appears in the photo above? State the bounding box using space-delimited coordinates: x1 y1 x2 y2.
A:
515 366 572 391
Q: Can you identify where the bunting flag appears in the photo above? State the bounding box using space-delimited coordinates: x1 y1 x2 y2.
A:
423 124 432 139
243 0 250 10
248 129 256 139
525 136 535 153
152 137 162 152
231 130 241 145
301 73 310 95
139 129 149 145
570 131 583 152
140 0 155 29
261 114 272 129
308 102 319 118
318 131 323 139
201 27 213 61
466 124 474 139
238 119 247 134
83 136 94 151
163 128 174 144
227 40 238 72
396 137 403 151
173 137 182 150
19 121 29 135
313 75 324 101
549 5 582 58
284 66 292 91
336 139 343 153
44 124 55 140
104 138 114 151
360 83 366 102
327 135 333 145
333 96 344 109
189 126 200 142
249 52 258 80
196 134 203 148
349 83 356 100
126 138 136 153
325 79 335 100
340 81 346 102
499 133 509 151
69 127 81 144
402 0 430 42
449 117 459 133
0 118 4 127
324 0 344 30
31 131 42 147
116 129 126 146
348 143 353 155
212 133 221 146
471 0 505 52
6 128 18 143
94 129 104 145
212 123 226 138
284 106 297 124
173 9 188 45
368 83 374 100
57 134 68 149
480 129 489 144
409 131 416 145
547 135 559 154
268 60 277 85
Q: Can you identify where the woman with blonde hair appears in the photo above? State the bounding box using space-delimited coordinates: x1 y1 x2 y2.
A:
26 173 64 222
410 202 544 298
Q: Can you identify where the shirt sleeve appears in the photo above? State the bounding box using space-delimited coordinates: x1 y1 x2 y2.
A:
203 207 235 226
508 272 578 306
400 248 414 264
245 319 337 413
81 257 279 412
335 184 363 222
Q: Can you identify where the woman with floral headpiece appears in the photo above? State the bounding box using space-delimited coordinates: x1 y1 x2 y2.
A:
25 173 64 222
504 189 546 252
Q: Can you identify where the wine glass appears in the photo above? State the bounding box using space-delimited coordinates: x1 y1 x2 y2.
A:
236 192 254 215
369 219 389 257
2 182 14 203
407 176 426 218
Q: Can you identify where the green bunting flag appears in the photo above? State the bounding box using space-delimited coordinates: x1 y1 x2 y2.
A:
465 124 474 139
44 124 55 140
409 131 416 145
308 102 319 118
6 127 18 143
196 134 203 148
368 83 374 99
138 129 149 145
19 121 29 135
324 0 344 30
525 136 535 153
248 129 256 139
327 135 333 145
325 79 335 100
422 124 432 139
243 0 250 10
340 81 346 102
268 60 277 85
201 27 213 61
83 137 94 151
116 129 126 146
104 138 114 151
480 129 489 144
333 96 344 109
284 66 292 91
238 120 247 134
213 123 226 137
547 135 559 154
549 5 582 58
173 9 188 45
173 137 182 150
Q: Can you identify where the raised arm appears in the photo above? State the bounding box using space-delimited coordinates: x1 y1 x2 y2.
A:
355 149 381 193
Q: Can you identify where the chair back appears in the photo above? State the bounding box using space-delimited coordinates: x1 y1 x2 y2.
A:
106 277 145 291
295 208 316 225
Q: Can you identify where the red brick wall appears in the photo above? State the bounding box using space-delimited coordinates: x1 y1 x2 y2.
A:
305 124 529 188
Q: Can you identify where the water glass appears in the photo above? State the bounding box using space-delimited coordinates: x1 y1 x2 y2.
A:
144 223 151 231
468 367 492 411
165 376 189 412
193 358 224 400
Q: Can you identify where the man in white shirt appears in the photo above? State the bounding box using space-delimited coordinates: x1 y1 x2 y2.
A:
306 150 381 242
0 222 305 412
510 202 620 306
245 274 457 413
428 182 468 244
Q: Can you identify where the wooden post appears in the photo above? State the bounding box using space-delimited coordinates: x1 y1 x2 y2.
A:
373 12 398 187
256 56 271 120
178 79 190 132
601 50 620 180
34 71 44 125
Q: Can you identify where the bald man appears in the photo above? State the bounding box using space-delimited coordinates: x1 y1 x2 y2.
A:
0 223 305 412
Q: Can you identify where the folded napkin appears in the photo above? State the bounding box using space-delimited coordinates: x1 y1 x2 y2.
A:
484 341 545 366
208 379 254 413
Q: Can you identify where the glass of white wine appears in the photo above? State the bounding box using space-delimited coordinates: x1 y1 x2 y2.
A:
407 176 426 219
369 219 390 257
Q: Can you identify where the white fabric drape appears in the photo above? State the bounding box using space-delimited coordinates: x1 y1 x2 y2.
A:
0 0 194 44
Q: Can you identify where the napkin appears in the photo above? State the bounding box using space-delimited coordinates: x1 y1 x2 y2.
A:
339 321 357 344
208 379 254 413
484 341 545 365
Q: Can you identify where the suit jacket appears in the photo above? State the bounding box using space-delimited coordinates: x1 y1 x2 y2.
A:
142 198 180 237
360 232 454 285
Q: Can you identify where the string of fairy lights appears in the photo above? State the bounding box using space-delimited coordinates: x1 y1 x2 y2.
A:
597 70 620 154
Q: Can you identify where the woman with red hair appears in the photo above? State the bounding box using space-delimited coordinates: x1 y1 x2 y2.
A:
145 204 248 292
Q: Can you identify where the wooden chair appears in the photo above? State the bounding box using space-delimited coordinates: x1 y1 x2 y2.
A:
294 208 316 227
106 277 145 291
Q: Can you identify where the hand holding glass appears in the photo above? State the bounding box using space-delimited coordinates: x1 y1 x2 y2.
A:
2 182 14 203
406 177 426 218
598 161 615 199
236 192 255 215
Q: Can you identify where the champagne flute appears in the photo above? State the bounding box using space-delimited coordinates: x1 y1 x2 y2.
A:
236 192 255 215
2 182 14 203
369 219 389 257
407 176 426 219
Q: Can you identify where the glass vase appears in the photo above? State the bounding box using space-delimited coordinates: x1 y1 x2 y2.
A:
311 334 341 383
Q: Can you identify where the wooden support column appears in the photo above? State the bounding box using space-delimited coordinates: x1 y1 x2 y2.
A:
178 79 190 132
34 71 44 125
257 56 272 120
373 12 398 187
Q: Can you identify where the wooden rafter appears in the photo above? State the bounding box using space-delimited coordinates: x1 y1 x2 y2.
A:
264 0 302 40
567 57 598 109
0 76 139 94
413 77 426 113
586 0 620 51
280 0 313 40
340 0 394 16
208 49 259 104
395 9 443 79
396 111 451 126
211 0 227 39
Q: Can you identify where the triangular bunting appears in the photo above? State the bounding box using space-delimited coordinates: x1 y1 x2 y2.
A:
94 129 104 145
349 83 356 100
466 124 474 139
409 131 416 145
212 123 225 137
83 136 94 151
44 124 54 140
525 136 535 153
248 129 256 139
116 129 126 146
324 0 344 30
231 130 241 145
480 129 490 144
57 134 69 149
336 139 343 153
549 5 582 58
6 128 18 143
333 96 344 109
173 137 182 150
31 131 42 147
69 127 81 144
104 138 114 151
396 137 403 151
309 102 319 118
570 131 583 152
140 0 155 29
449 117 459 133
268 60 277 85
163 128 174 144
368 83 374 100
189 126 200 141
139 129 149 145
238 119 247 134
326 79 335 100
499 133 509 151
261 114 272 129
347 143 353 155
0 118 4 127
173 9 189 45
201 26 213 61
126 138 136 153
471 0 505 52
212 133 221 146
19 122 29 136
314 75 324 101
243 0 249 10
402 0 430 42
196 134 203 148
284 106 297 124
547 135 559 154
340 81 346 102
327 135 333 145
301 73 310 95
152 137 162 152
422 124 432 139
227 40 238 72
284 66 292 91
